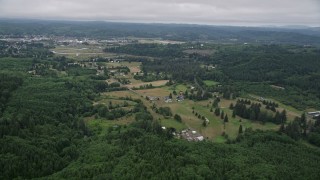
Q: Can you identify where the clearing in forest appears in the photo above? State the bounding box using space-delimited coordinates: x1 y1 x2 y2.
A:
93 83 300 142
126 80 169 89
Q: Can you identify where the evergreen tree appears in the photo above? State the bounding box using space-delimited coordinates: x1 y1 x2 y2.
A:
212 98 219 108
223 91 231 99
173 90 177 95
279 124 285 133
250 111 256 120
229 103 234 110
224 114 229 123
232 110 236 118
239 124 243 134
280 109 287 124
214 108 220 116
202 120 207 127
221 111 225 119
300 113 307 136
185 90 189 97
274 111 281 124
285 118 301 140
174 114 182 122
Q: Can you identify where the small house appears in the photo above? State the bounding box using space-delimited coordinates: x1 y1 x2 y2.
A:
164 96 172 103
177 95 184 102
196 136 204 141
147 96 159 101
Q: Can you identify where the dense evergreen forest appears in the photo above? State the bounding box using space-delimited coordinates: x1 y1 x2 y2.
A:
105 44 184 58
122 43 320 109
1 21 320 179
211 45 320 109
50 126 320 179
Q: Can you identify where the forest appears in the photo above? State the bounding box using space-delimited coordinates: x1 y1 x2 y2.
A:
129 44 320 110
105 44 184 58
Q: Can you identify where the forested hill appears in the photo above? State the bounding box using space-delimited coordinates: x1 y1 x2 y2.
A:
1 56 320 179
210 44 320 109
0 19 320 44
48 128 320 179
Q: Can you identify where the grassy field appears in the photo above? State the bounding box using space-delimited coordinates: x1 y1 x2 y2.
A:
85 116 135 136
126 80 169 89
120 61 141 73
91 81 300 142
51 44 116 60
165 84 188 92
136 86 292 141
104 61 143 85
134 38 184 45
204 80 219 86
245 94 301 119
136 88 170 97
160 119 187 131
86 91 142 136
214 135 227 143
94 97 137 107
53 45 102 53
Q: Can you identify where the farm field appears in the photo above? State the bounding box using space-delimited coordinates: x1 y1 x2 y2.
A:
120 61 141 73
160 97 279 141
50 43 310 143
246 94 302 118
100 84 296 142
51 44 117 60
85 116 136 136
133 38 184 44
161 118 187 131
127 80 169 89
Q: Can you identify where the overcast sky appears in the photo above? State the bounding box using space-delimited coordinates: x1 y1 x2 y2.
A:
0 0 319 26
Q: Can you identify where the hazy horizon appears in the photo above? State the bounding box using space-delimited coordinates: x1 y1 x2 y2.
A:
1 17 320 29
0 0 319 27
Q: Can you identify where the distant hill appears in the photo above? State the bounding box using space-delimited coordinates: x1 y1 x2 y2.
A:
0 19 319 45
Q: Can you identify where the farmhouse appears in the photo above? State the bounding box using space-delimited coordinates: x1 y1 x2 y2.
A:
308 111 320 118
207 65 215 69
176 95 184 102
147 96 159 101
180 129 204 142
27 70 36 75
196 136 204 141
164 96 172 103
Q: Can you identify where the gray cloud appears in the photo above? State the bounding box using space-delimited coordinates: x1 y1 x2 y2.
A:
0 0 319 26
